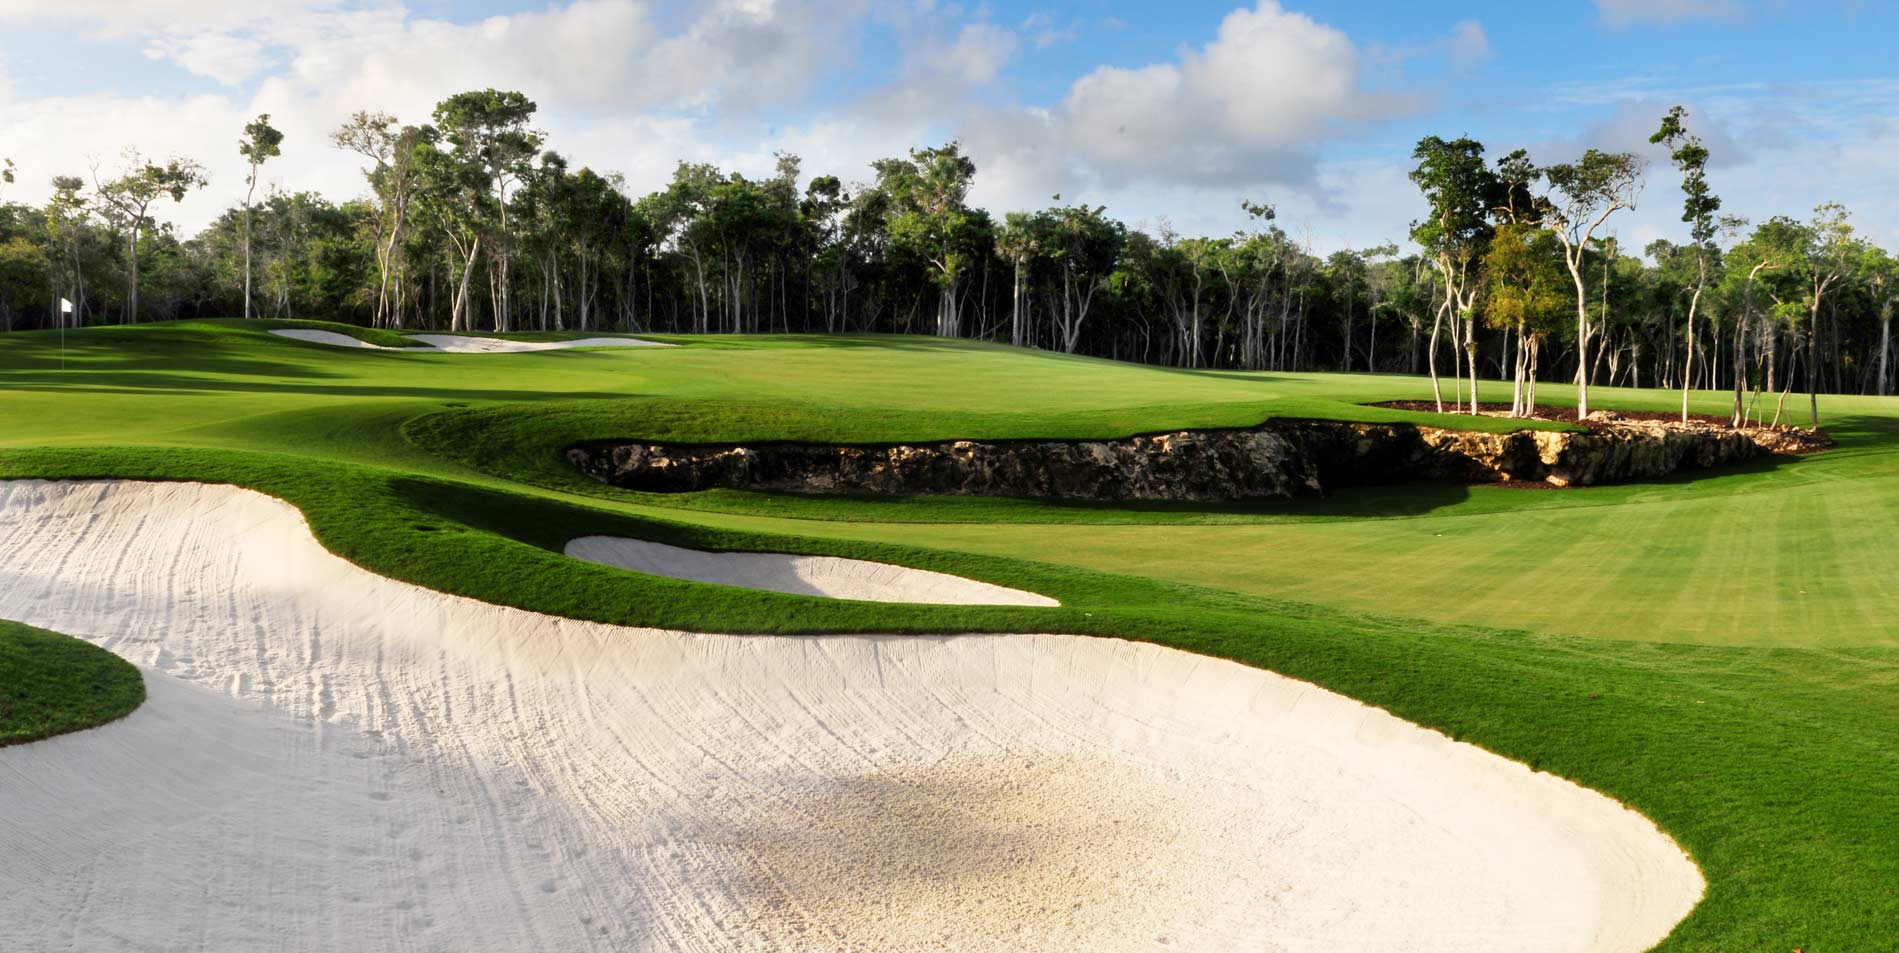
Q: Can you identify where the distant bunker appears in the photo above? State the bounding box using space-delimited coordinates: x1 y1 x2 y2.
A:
569 413 1832 503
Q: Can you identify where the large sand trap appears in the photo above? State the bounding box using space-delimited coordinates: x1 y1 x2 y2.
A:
567 535 1059 605
269 328 669 351
0 479 1703 953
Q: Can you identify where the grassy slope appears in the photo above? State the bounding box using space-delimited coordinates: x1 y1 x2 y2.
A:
0 319 1895 949
0 620 145 747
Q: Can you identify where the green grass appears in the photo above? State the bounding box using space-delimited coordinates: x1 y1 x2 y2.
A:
1 318 1896 950
0 620 145 747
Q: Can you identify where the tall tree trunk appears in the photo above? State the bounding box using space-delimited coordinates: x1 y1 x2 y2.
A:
1682 257 1706 423
1808 303 1821 427
124 224 142 324
1463 302 1478 414
1427 298 1447 412
242 201 254 319
1879 303 1893 397
1565 252 1592 419
452 234 482 332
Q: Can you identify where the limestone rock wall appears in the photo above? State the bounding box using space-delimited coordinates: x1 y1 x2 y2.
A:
569 417 1790 502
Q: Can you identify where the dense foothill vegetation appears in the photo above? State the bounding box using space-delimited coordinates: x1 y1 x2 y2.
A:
1 92 1894 418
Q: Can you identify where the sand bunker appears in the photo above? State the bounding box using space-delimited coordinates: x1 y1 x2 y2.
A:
269 328 669 351
270 327 392 348
406 333 668 352
567 535 1059 605
0 479 1702 953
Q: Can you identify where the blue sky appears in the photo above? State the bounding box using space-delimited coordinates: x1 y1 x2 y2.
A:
1 1 1892 253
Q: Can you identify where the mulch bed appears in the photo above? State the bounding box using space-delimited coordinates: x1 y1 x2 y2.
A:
1488 479 1563 491
1369 400 1834 454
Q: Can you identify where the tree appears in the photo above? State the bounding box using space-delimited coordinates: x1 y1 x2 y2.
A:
93 151 208 323
655 162 722 333
1863 245 1898 396
994 212 1043 348
1326 248 1368 372
1740 217 1814 415
0 236 50 331
432 90 541 331
44 176 93 326
1650 106 1733 423
411 126 490 332
1796 203 1856 425
334 111 426 328
238 114 284 319
873 142 980 338
1409 136 1497 412
1483 223 1571 415
1717 232 1781 424
1042 201 1125 353
1355 243 1399 372
802 174 849 332
1529 149 1644 418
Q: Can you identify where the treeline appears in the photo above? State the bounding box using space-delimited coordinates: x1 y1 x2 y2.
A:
0 90 1893 415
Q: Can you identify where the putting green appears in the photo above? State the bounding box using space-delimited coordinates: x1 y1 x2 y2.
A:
1 318 1895 950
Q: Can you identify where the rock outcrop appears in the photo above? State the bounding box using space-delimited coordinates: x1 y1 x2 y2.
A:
571 429 1321 502
569 417 1812 502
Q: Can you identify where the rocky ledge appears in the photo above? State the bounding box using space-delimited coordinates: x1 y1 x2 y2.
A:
568 415 1828 503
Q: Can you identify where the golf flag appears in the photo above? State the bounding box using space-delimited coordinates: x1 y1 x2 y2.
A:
60 298 73 314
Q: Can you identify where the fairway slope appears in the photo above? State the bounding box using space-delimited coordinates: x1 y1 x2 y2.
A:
567 535 1058 605
0 479 1701 953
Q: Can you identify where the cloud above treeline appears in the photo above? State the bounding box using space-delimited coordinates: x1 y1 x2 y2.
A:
0 0 1888 253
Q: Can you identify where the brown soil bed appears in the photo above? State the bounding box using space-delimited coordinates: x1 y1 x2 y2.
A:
1369 401 1834 453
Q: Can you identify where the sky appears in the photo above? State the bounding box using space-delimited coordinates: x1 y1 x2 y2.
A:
0 0 1893 256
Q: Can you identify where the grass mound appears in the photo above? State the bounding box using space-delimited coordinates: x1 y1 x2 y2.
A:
0 620 144 747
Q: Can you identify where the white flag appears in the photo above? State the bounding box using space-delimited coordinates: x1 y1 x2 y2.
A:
59 298 73 314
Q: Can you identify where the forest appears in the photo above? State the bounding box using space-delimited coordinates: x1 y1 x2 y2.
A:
1 89 1893 417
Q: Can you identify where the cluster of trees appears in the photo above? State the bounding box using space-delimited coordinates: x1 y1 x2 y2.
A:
2 90 1894 418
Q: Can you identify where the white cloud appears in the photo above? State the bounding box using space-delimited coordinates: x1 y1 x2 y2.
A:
1593 0 1746 27
143 30 278 86
1446 20 1491 70
0 0 862 234
1019 13 1081 50
0 0 350 31
919 23 1019 86
8 0 1884 263
1052 0 1410 186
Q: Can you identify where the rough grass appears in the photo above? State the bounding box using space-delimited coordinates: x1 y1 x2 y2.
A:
0 318 1896 949
0 620 145 747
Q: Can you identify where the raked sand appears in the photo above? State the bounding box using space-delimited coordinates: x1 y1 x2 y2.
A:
566 534 1060 606
270 328 671 351
0 480 1702 953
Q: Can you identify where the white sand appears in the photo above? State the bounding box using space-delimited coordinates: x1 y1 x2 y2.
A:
567 535 1060 606
405 333 669 352
270 327 395 349
0 479 1702 953
268 328 670 351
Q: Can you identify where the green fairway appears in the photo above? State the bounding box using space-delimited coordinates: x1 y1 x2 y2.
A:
0 620 145 747
2 318 1896 950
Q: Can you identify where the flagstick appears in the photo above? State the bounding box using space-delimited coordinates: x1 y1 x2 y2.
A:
59 297 72 372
